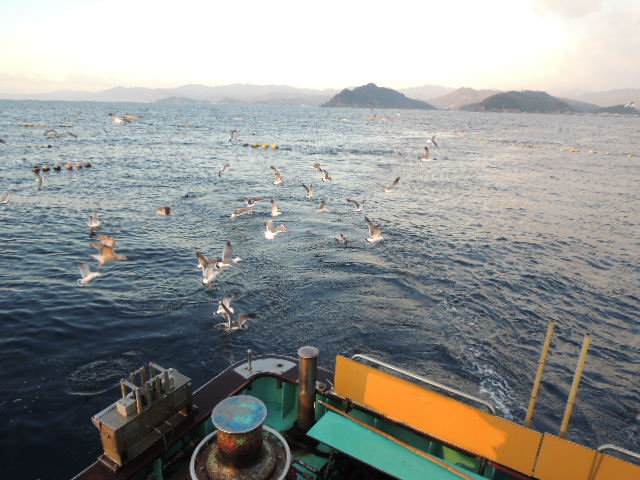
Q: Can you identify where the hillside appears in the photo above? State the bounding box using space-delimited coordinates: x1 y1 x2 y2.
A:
322 83 436 110
460 90 572 113
574 89 640 107
430 87 501 109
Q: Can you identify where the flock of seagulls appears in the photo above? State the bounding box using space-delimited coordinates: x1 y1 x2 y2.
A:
1 112 442 332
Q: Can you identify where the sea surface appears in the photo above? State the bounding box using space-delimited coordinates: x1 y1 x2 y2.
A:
0 101 639 479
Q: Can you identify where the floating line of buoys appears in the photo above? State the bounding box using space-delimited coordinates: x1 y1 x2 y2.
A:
245 143 279 149
31 162 92 173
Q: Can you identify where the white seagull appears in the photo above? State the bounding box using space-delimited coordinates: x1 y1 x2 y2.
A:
271 166 284 185
108 113 130 125
429 134 439 148
264 220 288 240
229 129 239 141
271 199 282 217
384 177 400 193
219 241 244 270
346 199 364 213
88 212 101 230
220 302 257 330
76 262 103 286
34 171 44 190
0 190 12 204
302 184 314 200
215 291 241 329
419 146 432 162
219 164 230 178
364 216 384 243
230 205 254 221
321 169 332 182
201 265 220 286
196 251 219 271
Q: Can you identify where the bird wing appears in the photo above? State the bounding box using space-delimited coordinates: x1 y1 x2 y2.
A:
365 216 382 237
236 313 257 328
99 235 116 248
265 219 275 232
276 224 288 233
196 252 209 269
222 241 233 263
347 199 360 208
76 262 91 278
271 199 279 215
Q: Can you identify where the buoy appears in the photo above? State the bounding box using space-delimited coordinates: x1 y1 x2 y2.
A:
76 163 83 169
251 144 259 148
84 162 92 168
53 164 61 171
32 166 41 173
66 163 73 170
271 145 278 150
42 165 50 172
242 143 249 147
261 144 269 149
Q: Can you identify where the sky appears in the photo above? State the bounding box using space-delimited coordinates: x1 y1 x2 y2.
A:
1 0 638 95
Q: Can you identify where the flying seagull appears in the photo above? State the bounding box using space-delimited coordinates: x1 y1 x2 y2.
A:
196 251 219 272
264 220 288 240
220 302 257 330
321 169 332 182
271 198 282 217
0 190 12 204
215 291 241 329
270 166 284 185
219 164 230 178
219 241 244 270
243 197 264 207
108 113 131 125
384 176 400 193
429 134 439 148
90 235 127 269
201 265 220 286
302 184 314 200
230 205 254 220
311 163 322 171
364 216 384 243
76 262 103 286
346 199 364 213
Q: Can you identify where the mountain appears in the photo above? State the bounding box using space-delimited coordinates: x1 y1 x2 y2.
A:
1 84 339 106
573 89 640 107
460 90 572 113
322 83 436 110
560 98 600 114
596 104 640 115
156 96 210 105
429 87 501 109
399 85 455 102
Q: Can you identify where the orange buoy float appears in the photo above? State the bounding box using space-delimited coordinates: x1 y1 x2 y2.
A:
271 145 279 150
42 165 50 172
66 163 73 170
53 164 61 171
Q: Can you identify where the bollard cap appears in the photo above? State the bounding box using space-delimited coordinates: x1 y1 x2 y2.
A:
298 346 319 359
211 395 267 434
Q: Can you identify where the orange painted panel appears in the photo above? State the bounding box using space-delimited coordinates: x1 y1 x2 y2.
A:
591 453 640 480
533 434 597 480
334 356 543 475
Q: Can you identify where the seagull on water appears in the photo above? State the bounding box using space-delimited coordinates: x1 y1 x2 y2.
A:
155 206 171 216
108 113 130 125
302 184 314 200
270 166 284 185
229 129 239 141
419 146 432 162
76 262 103 286
346 199 364 213
271 198 282 217
215 291 241 328
264 220 288 240
337 233 349 246
384 177 400 193
317 200 327 213
219 302 257 330
364 216 384 243
88 212 101 230
219 164 230 178
321 169 332 182
0 190 12 204
230 205 254 220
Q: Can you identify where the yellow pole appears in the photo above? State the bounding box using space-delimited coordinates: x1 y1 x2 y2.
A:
525 322 556 427
559 334 591 438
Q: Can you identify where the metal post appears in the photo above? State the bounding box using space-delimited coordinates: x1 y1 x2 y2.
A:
297 346 319 432
525 321 555 427
247 349 253 373
559 334 591 438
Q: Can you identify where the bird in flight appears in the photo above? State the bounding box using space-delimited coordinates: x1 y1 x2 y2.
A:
302 184 314 200
271 199 282 217
271 166 284 185
76 262 103 286
364 216 384 243
219 164 230 178
264 220 288 240
88 212 101 230
384 177 400 193
347 199 364 213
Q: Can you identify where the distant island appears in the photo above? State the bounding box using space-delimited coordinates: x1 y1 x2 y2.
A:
460 91 572 113
322 83 436 110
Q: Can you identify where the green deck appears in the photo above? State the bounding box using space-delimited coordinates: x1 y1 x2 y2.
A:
308 411 488 480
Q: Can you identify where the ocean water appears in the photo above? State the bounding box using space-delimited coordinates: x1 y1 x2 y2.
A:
0 101 639 479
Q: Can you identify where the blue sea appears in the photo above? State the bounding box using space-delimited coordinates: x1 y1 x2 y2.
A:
0 101 639 479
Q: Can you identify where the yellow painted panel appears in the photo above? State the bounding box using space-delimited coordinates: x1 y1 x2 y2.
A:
591 453 640 480
533 434 596 480
334 356 543 475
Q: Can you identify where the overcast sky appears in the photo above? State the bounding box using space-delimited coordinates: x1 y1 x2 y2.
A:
1 0 638 95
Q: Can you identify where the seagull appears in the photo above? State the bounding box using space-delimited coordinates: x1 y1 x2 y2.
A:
302 184 314 200
243 197 264 207
0 191 12 204
264 220 288 240
196 251 219 271
215 291 241 328
230 205 254 220
364 216 384 243
624 101 635 108
220 302 257 330
88 212 101 230
90 236 127 269
201 265 220 286
337 233 349 246
317 200 327 213
76 262 103 286
419 146 432 162
34 171 44 190
229 129 239 141
311 163 322 171
321 169 332 182
271 198 282 217
108 113 130 125
384 177 400 193
219 241 244 270
429 134 439 148
155 206 171 216
271 166 284 185
219 164 230 178
346 199 364 213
